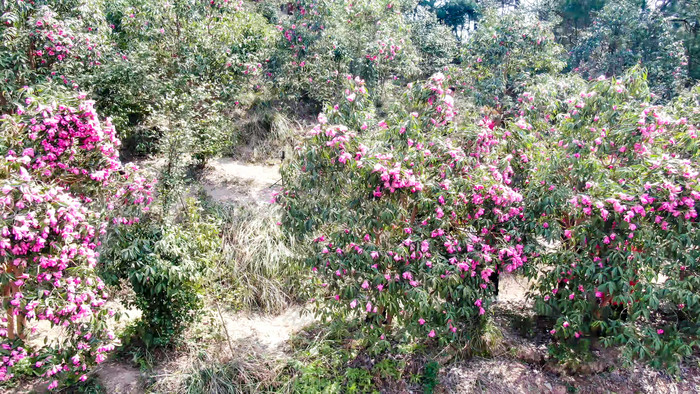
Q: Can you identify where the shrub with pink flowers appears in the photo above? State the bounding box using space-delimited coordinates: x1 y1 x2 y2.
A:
271 0 421 104
457 9 566 113
0 1 109 111
278 73 526 345
0 90 153 388
513 68 700 372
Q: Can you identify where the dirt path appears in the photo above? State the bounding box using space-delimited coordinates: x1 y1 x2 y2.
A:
442 357 700 394
201 158 281 205
143 159 314 392
220 305 317 356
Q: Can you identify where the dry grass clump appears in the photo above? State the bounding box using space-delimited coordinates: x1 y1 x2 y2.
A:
209 202 305 313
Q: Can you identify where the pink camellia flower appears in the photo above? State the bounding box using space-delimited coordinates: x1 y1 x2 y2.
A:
563 322 570 328
543 222 549 229
564 230 572 238
428 330 436 338
657 329 664 335
346 93 356 102
435 207 444 219
338 152 352 164
418 318 425 325
350 299 357 309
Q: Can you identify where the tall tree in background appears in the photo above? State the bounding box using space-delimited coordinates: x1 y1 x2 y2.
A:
535 0 607 45
568 0 688 99
660 0 700 80
418 0 480 39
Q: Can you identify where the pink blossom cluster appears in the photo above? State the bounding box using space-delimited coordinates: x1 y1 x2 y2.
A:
30 9 103 68
1 95 154 389
365 38 404 62
424 73 457 127
280 72 527 340
519 69 700 349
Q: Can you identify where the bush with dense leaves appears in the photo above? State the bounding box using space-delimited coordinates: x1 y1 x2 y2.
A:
94 0 274 159
100 199 220 348
568 0 688 100
407 7 458 75
513 68 699 372
278 74 526 346
270 0 421 105
457 9 566 112
0 89 153 388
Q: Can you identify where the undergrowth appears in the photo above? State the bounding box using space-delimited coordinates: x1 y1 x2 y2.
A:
202 196 306 313
179 318 512 393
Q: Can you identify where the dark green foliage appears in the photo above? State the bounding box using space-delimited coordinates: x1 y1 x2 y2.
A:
422 360 440 394
418 0 480 39
100 200 221 347
568 0 688 100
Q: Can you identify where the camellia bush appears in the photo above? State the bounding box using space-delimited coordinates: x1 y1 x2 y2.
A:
0 88 154 388
457 9 566 113
0 0 110 111
270 0 420 104
513 68 700 372
278 74 526 346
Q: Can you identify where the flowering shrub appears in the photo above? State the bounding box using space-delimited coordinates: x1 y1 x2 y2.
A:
278 74 526 345
0 1 109 111
0 90 153 388
457 10 566 112
271 0 420 104
515 68 700 371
